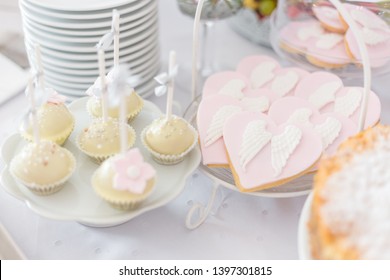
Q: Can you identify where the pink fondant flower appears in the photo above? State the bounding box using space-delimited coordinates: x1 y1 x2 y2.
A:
112 148 156 194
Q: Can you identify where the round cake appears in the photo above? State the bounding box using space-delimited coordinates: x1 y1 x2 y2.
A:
309 124 390 259
10 140 76 195
142 115 197 165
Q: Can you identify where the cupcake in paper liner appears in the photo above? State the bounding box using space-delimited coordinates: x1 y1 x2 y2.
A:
9 140 76 196
91 148 156 210
20 91 75 146
86 74 144 122
141 115 198 165
77 118 136 164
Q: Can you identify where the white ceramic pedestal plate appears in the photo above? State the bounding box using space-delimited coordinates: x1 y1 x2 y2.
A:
184 0 374 230
0 97 201 227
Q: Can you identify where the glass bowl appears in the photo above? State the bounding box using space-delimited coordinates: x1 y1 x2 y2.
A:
270 0 390 78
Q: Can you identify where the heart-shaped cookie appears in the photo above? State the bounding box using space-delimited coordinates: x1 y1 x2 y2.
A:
223 111 323 192
268 96 357 156
294 72 381 128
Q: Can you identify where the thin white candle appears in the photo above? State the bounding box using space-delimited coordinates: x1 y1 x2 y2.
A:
28 74 40 144
113 10 120 67
166 51 176 120
97 48 108 122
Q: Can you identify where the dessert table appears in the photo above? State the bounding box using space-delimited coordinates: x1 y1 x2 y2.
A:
0 0 389 260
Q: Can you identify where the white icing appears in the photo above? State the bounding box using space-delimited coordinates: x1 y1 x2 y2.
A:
351 9 388 31
320 136 390 259
334 88 363 117
271 125 302 177
315 33 343 49
218 79 246 100
239 120 272 172
126 166 140 179
361 27 389 46
314 117 342 149
321 6 339 20
241 96 269 112
297 24 325 41
309 81 342 109
205 105 242 147
250 61 277 89
286 108 313 126
271 71 299 97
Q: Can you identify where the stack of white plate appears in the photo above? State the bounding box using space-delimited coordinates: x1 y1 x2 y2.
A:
19 0 160 98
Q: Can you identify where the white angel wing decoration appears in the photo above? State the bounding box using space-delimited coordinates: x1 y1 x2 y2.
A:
241 96 269 112
361 27 389 46
218 79 246 100
286 108 313 126
314 117 342 150
250 61 277 89
334 88 362 117
270 71 299 97
308 81 342 109
205 105 242 147
239 120 272 172
271 125 302 177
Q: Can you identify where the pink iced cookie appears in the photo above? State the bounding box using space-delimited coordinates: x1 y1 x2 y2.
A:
223 111 322 192
236 55 281 89
343 4 390 67
197 95 244 167
263 67 310 97
279 20 326 52
320 87 381 128
313 5 347 33
268 96 357 156
202 71 250 98
306 32 351 67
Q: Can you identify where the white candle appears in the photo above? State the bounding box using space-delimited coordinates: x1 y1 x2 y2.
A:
113 10 120 67
97 48 108 122
166 51 176 120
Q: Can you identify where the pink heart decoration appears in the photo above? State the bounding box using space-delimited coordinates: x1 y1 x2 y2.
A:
223 111 323 192
268 96 357 156
294 72 381 128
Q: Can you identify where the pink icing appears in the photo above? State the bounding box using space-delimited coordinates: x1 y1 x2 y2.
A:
112 148 155 194
267 96 357 156
313 5 346 32
202 71 250 97
223 111 322 191
279 20 325 50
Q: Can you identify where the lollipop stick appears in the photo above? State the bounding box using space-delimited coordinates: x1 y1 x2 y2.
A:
113 10 120 67
97 49 108 122
120 83 127 154
34 45 45 90
28 75 40 144
166 51 176 120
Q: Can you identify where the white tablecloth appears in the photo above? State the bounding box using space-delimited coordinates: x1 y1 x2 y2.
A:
1 0 389 260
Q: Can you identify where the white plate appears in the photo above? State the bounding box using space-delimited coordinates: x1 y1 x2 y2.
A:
23 11 157 44
25 33 158 62
20 0 157 29
23 0 152 20
24 22 158 53
0 223 26 260
22 8 156 37
298 193 313 260
0 97 200 227
41 44 159 75
43 51 160 84
27 0 141 12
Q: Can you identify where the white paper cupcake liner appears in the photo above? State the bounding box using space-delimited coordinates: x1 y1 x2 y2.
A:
10 149 76 196
141 120 199 165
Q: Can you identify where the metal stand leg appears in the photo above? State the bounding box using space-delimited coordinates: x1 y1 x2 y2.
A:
185 180 219 230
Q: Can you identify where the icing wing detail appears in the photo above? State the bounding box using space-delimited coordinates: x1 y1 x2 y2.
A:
205 105 242 147
250 61 277 89
286 108 313 126
218 79 246 100
239 120 272 172
271 71 299 97
361 27 390 46
308 81 342 109
241 96 269 112
314 117 342 150
271 125 302 177
334 88 362 117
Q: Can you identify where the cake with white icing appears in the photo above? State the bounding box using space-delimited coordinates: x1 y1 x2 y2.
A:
309 125 390 259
